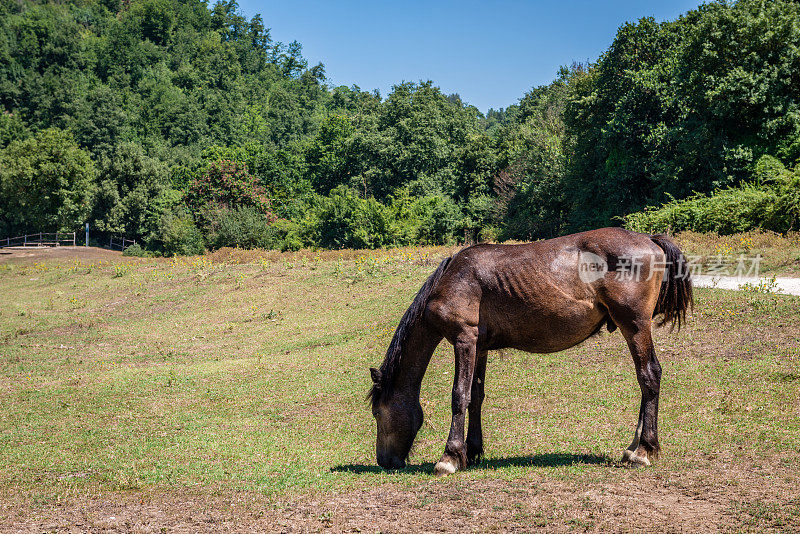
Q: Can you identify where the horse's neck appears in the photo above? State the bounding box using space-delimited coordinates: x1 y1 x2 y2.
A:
393 321 443 398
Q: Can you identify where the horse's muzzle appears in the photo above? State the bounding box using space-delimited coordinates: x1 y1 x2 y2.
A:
377 454 406 470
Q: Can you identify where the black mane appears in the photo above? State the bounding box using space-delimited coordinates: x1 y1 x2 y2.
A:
368 256 452 407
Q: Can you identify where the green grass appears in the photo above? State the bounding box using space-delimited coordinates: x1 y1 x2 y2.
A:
1 248 799 529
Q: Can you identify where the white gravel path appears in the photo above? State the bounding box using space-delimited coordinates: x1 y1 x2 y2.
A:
692 275 800 296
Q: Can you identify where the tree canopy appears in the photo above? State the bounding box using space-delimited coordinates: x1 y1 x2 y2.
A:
1 0 798 251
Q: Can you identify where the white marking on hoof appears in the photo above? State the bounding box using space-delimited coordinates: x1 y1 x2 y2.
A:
622 449 651 467
434 459 458 477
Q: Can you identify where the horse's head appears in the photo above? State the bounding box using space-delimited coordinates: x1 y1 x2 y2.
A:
369 367 423 469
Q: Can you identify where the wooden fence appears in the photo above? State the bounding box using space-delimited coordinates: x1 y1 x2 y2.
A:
0 232 136 251
0 232 76 248
108 236 137 251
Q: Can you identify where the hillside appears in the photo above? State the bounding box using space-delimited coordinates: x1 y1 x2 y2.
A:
1 0 799 251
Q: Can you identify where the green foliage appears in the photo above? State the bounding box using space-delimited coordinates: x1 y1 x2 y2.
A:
91 142 174 243
205 205 282 250
0 128 95 235
159 209 204 256
0 109 28 148
305 114 357 195
415 195 465 245
188 159 276 217
564 0 800 230
193 144 311 218
495 78 570 240
122 243 153 257
623 156 800 234
310 186 396 249
623 186 782 235
2 0 800 248
268 219 304 251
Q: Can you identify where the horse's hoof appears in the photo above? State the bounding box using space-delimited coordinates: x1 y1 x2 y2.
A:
434 459 458 477
621 449 651 467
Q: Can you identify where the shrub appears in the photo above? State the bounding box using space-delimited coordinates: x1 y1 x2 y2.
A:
478 226 501 243
205 206 281 250
270 219 304 251
415 195 464 245
313 186 398 249
623 156 800 234
623 186 781 234
159 211 204 256
188 159 276 218
122 243 153 257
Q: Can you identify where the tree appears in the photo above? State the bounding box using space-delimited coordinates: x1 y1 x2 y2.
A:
305 114 357 195
91 142 174 241
0 128 96 235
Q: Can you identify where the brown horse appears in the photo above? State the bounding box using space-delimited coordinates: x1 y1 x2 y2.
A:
368 227 692 476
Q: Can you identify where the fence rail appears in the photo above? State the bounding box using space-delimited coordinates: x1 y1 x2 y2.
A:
108 236 137 251
0 232 76 248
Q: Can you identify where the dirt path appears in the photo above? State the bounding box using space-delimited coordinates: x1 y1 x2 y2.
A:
0 246 122 263
4 464 798 533
693 274 800 295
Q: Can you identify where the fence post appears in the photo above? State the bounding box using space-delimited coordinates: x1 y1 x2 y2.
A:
85 223 89 247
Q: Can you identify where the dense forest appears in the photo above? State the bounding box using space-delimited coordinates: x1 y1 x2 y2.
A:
1 0 799 254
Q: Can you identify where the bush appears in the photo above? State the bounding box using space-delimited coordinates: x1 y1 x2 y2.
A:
623 156 800 235
312 186 398 249
478 226 501 243
623 186 780 234
159 211 204 256
204 206 280 250
122 243 154 257
415 195 464 245
270 219 304 251
187 160 276 217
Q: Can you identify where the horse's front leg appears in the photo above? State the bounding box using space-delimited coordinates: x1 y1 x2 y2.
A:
466 350 488 466
434 329 478 476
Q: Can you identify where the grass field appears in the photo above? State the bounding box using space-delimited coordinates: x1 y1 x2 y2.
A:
674 230 800 277
1 243 799 532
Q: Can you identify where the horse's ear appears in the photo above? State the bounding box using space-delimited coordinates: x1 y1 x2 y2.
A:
370 367 381 384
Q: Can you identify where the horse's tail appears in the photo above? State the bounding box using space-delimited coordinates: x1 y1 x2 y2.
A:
368 256 452 405
649 234 693 330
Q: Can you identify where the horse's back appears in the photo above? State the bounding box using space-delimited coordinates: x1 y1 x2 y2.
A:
424 228 666 352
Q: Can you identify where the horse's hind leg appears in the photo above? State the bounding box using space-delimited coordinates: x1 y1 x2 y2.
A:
618 318 662 466
434 328 478 476
466 350 488 466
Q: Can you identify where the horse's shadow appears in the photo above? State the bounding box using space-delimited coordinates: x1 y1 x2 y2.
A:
332 453 610 475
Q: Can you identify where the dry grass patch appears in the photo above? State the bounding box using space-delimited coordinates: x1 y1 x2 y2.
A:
676 230 800 277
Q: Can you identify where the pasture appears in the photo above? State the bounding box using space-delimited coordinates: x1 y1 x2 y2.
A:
1 244 799 532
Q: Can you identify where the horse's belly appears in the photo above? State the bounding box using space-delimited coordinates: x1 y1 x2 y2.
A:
481 305 605 354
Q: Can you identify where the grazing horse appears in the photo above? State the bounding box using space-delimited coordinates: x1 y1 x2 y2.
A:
368 228 692 476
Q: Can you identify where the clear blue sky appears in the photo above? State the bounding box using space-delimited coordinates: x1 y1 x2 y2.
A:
236 0 704 113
